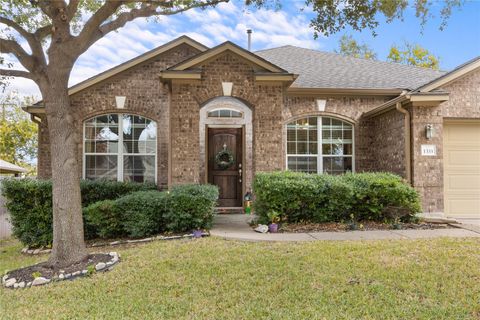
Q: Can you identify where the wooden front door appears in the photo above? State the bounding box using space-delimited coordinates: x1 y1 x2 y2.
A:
208 127 243 207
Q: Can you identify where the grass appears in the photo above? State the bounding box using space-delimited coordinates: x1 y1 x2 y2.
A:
1 237 479 319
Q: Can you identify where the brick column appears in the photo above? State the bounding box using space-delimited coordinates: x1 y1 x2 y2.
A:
409 104 444 215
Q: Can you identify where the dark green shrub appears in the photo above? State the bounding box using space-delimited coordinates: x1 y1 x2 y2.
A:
116 190 168 238
0 178 157 247
83 184 218 239
83 200 125 239
80 180 157 207
164 184 219 232
253 171 421 224
1 179 53 248
342 173 422 222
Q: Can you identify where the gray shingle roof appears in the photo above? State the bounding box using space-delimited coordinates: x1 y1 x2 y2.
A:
255 45 446 90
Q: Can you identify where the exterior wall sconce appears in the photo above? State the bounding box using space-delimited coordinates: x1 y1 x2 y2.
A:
425 124 434 140
316 99 326 112
115 96 126 109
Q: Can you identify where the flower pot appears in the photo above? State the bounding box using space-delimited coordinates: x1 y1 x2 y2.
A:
268 223 278 233
193 230 203 238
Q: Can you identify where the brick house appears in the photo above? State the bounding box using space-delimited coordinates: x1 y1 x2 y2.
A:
24 36 480 220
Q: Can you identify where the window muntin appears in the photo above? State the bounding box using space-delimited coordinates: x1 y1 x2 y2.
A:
207 109 243 118
84 114 157 183
286 116 353 174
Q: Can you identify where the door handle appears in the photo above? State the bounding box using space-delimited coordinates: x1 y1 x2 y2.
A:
238 163 242 183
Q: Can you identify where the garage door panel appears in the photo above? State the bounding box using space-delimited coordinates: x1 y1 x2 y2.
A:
444 121 480 218
444 124 480 144
445 150 480 166
445 199 480 217
445 174 480 190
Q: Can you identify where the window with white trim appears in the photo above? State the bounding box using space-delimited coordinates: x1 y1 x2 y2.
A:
286 116 354 174
83 114 157 183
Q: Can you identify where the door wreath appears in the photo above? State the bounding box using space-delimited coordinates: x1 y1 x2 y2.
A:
215 144 235 170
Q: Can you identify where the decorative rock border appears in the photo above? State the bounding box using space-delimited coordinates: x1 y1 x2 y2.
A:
21 232 210 255
2 252 120 289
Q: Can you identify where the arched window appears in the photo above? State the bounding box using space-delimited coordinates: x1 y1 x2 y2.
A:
207 108 243 118
83 114 157 183
286 116 354 174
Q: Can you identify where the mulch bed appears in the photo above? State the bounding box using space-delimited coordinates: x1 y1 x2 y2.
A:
7 253 111 283
279 221 452 233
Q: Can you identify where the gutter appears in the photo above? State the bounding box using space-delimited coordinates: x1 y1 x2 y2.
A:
395 102 412 183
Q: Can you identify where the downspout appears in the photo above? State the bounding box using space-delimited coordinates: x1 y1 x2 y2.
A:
395 102 412 184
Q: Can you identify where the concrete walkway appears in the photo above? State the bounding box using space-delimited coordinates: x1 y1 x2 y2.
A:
210 214 480 242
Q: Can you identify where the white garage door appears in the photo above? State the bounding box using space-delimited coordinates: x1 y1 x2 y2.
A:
444 121 480 218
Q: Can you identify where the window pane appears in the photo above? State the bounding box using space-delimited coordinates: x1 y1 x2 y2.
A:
343 144 353 155
323 157 352 175
84 113 157 183
287 156 316 173
287 142 296 154
322 144 332 155
297 142 308 154
85 155 117 180
123 155 155 183
287 128 296 142
297 129 307 142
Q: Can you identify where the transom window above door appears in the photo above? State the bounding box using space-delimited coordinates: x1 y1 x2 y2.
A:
207 109 243 118
83 114 157 183
286 116 354 174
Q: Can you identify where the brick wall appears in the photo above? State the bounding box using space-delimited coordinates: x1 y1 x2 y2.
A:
441 69 480 118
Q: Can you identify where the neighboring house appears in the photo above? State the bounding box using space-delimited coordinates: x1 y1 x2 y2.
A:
0 159 27 238
24 36 480 219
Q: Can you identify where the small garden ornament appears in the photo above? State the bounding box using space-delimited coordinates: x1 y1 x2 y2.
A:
267 210 281 233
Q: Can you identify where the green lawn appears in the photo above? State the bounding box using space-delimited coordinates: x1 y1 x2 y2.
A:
1 237 479 319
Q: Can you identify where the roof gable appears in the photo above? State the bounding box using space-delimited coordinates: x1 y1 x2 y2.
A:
416 56 480 92
68 35 208 96
167 41 288 73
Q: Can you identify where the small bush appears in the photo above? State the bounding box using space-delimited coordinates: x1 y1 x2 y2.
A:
83 200 124 239
117 191 168 238
253 171 421 224
164 184 218 232
1 178 157 247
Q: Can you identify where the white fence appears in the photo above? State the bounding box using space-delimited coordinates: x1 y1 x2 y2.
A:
0 178 12 239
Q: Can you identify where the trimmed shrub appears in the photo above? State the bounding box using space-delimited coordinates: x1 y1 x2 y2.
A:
164 184 219 232
80 184 218 239
83 200 124 239
116 191 168 238
1 178 157 247
253 171 421 224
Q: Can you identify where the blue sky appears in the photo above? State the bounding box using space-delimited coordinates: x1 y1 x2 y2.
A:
5 0 480 98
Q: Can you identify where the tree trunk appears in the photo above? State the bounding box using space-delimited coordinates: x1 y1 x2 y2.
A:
42 75 88 268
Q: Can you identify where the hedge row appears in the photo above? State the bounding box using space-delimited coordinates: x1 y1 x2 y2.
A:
1 179 218 247
253 171 421 224
84 184 219 239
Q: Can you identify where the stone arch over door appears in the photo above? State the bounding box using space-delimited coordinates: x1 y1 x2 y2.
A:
199 97 253 205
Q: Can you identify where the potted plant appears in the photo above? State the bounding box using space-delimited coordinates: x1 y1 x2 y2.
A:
267 210 281 233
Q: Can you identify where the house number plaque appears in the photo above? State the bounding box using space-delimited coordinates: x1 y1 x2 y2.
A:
421 144 437 156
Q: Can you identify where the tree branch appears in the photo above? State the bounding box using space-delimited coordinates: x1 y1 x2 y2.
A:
66 0 81 22
73 0 227 55
0 17 47 67
0 38 37 71
0 68 34 80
